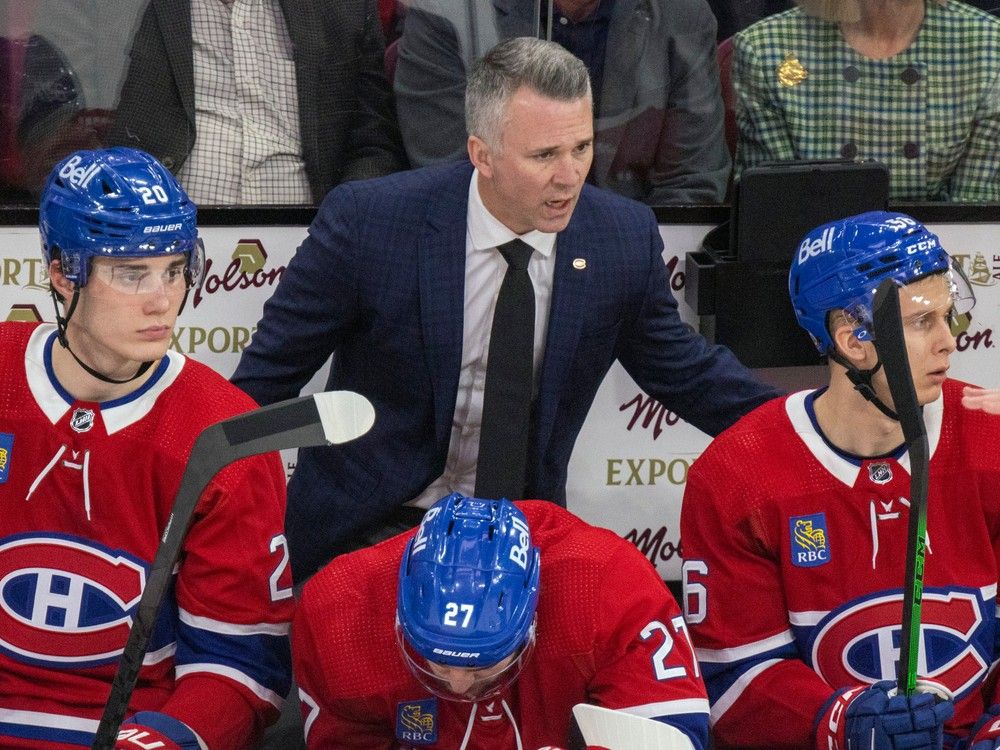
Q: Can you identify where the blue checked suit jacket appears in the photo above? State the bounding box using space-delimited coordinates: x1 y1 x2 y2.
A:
232 161 780 580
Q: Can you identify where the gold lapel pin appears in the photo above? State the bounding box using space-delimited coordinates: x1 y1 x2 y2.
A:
778 53 808 87
573 258 587 270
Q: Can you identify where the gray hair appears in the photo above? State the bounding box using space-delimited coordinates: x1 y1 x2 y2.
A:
465 37 592 150
795 0 942 23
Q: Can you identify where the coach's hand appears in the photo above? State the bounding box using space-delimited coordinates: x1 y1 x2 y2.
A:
115 711 202 750
815 681 953 750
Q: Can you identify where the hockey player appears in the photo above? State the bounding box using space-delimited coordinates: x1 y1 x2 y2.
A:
680 211 1000 749
0 148 293 749
292 493 709 749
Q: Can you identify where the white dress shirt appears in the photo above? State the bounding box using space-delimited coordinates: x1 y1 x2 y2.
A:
410 170 557 507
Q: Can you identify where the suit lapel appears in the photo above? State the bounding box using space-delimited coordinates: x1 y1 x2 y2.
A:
154 0 195 124
279 0 319 169
532 207 594 456
419 167 473 448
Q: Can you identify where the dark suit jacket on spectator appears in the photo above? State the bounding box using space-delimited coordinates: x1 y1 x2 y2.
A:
109 0 407 203
394 0 731 205
231 161 780 581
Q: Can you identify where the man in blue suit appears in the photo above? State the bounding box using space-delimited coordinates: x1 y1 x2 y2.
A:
232 36 780 583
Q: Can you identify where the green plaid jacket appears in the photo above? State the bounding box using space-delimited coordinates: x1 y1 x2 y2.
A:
732 1 1000 201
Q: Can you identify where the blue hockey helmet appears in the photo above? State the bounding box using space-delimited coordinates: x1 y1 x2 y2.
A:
789 211 974 354
396 494 540 701
39 147 203 288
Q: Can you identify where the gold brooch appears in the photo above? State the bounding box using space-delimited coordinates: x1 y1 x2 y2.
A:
777 53 808 87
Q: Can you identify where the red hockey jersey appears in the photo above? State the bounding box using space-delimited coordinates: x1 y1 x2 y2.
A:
293 501 709 749
0 322 293 749
681 382 1000 749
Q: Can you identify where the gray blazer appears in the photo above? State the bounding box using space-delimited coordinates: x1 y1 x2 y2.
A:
108 0 407 203
394 0 731 205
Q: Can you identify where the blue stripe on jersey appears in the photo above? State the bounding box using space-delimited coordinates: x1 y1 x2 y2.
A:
655 712 709 750
176 620 291 699
0 721 92 747
700 639 800 706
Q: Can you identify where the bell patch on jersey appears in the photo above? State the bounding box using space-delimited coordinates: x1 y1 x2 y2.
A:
69 408 95 433
396 698 438 745
868 463 893 485
0 433 12 484
790 513 830 567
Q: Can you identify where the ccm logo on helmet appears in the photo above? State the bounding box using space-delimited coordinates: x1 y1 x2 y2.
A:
143 223 183 234
798 227 835 265
58 156 100 190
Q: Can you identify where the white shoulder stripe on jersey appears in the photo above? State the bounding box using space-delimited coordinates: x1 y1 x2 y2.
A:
179 608 291 636
709 658 783 726
175 663 283 708
788 609 830 627
0 707 98 732
142 641 177 665
695 630 795 663
619 698 710 719
981 583 997 602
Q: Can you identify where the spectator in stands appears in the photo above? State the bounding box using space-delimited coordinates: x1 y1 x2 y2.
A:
232 37 780 584
393 0 731 205
0 34 108 203
109 0 407 206
731 0 1000 202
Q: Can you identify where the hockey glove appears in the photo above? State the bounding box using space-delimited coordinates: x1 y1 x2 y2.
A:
958 704 1000 749
115 711 203 750
815 680 954 750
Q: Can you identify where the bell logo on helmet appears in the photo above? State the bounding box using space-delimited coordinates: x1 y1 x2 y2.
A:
798 226 835 265
57 155 100 189
509 515 531 570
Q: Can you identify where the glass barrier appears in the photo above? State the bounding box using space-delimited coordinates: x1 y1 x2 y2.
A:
2 0 998 208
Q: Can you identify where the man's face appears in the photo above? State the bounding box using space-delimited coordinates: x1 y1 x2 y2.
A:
58 254 188 378
470 86 593 235
877 274 957 406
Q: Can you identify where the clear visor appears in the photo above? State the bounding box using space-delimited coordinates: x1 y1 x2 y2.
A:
64 238 205 292
395 619 535 703
847 262 976 342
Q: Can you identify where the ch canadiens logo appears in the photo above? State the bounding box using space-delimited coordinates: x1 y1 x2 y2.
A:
810 588 991 700
0 534 146 667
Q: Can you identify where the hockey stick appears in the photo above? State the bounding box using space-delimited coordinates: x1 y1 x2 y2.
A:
571 703 696 750
871 280 929 697
91 391 375 750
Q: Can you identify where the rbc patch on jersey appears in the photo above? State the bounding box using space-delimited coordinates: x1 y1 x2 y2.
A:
0 433 12 483
396 698 438 745
790 513 830 567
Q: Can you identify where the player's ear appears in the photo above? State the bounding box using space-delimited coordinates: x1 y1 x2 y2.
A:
48 259 75 299
830 311 875 368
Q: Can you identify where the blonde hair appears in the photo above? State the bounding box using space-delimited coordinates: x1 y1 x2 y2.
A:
795 0 944 24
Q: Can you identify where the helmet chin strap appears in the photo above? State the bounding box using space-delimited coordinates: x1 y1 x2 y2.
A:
828 349 900 421
50 287 155 386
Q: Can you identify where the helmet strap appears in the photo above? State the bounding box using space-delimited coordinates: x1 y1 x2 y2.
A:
828 349 899 421
50 286 157 386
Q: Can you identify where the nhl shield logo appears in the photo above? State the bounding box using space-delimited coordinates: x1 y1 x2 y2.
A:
868 463 893 485
69 408 95 433
396 698 438 745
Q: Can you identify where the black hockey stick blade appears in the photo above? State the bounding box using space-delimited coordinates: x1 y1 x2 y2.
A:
871 280 930 696
91 391 375 749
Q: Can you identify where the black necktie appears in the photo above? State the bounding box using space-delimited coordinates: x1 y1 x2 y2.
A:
475 238 536 501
